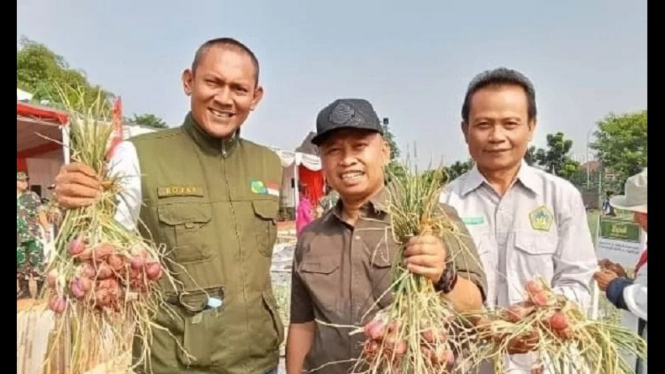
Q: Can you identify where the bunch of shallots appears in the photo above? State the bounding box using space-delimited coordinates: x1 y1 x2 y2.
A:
46 237 163 314
473 278 647 374
40 84 179 374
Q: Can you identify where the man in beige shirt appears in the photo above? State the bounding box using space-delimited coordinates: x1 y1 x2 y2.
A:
440 68 598 372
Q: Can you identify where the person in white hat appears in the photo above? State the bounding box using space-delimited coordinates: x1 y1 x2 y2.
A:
594 168 647 373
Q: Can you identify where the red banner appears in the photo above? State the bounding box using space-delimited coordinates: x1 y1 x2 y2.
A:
106 96 124 160
16 102 68 124
17 157 27 172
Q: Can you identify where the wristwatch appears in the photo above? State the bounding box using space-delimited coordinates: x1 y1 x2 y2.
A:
434 259 458 294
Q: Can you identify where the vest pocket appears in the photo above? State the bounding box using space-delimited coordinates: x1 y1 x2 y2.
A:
176 308 219 367
158 203 214 263
262 290 285 349
251 199 279 257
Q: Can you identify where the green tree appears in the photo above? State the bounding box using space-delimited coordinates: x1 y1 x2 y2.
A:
568 160 594 187
524 146 537 166
131 113 168 129
590 110 647 186
383 120 406 181
444 159 475 182
381 121 400 161
421 167 447 187
17 36 114 108
534 132 580 180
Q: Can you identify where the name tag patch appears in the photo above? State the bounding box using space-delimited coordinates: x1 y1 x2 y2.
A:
250 180 280 197
157 186 204 197
462 216 485 225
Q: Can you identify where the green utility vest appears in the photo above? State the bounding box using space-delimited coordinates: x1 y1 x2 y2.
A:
130 113 284 374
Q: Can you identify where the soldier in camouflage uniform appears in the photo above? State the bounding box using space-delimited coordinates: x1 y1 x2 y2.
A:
17 172 48 299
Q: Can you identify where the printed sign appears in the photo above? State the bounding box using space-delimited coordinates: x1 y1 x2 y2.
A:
594 215 645 373
596 216 644 270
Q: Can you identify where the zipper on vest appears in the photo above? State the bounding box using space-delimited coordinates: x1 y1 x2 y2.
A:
220 132 238 158
220 154 252 362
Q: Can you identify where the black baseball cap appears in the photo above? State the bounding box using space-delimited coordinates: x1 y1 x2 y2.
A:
311 98 383 146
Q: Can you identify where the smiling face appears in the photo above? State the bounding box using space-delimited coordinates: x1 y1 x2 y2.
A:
463 84 535 173
319 129 390 203
182 46 263 139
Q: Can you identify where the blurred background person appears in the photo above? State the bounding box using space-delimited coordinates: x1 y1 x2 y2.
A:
594 168 647 374
17 172 49 299
296 184 314 237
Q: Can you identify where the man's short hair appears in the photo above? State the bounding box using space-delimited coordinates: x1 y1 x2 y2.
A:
191 37 260 85
461 67 537 122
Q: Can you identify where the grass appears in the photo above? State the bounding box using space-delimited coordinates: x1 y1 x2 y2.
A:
587 210 600 244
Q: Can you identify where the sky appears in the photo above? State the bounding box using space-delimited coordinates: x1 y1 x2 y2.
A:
17 0 647 167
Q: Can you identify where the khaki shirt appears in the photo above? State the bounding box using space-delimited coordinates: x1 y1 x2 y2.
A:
290 187 487 374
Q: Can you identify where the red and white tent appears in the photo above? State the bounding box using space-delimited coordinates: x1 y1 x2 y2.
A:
16 97 149 198
17 102 70 197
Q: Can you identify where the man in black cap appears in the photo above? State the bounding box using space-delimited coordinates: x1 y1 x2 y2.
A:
285 99 487 374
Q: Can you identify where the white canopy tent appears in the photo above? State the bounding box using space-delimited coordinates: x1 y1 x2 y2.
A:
17 102 70 199
17 88 33 102
270 148 322 209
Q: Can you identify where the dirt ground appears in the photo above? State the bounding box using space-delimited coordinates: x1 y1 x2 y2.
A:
277 220 295 232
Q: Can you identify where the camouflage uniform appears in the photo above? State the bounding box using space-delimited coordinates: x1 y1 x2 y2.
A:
17 172 45 299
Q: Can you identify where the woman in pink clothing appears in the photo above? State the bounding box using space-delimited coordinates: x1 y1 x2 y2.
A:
296 186 314 237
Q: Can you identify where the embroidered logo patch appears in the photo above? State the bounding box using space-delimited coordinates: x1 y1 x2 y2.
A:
250 180 280 197
329 103 355 124
157 186 204 197
529 206 553 232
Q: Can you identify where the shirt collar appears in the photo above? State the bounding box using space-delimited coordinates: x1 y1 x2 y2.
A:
183 112 240 157
331 185 389 222
461 160 539 196
515 161 539 194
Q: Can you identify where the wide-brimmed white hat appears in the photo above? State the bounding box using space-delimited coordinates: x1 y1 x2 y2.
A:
610 168 647 213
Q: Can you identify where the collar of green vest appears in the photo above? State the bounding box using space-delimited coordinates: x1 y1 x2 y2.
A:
183 112 240 157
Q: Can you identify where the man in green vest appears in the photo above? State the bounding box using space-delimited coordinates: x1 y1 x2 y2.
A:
53 38 283 374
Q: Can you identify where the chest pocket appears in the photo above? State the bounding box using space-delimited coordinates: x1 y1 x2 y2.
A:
251 199 279 257
300 257 341 311
157 203 214 264
511 231 558 281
